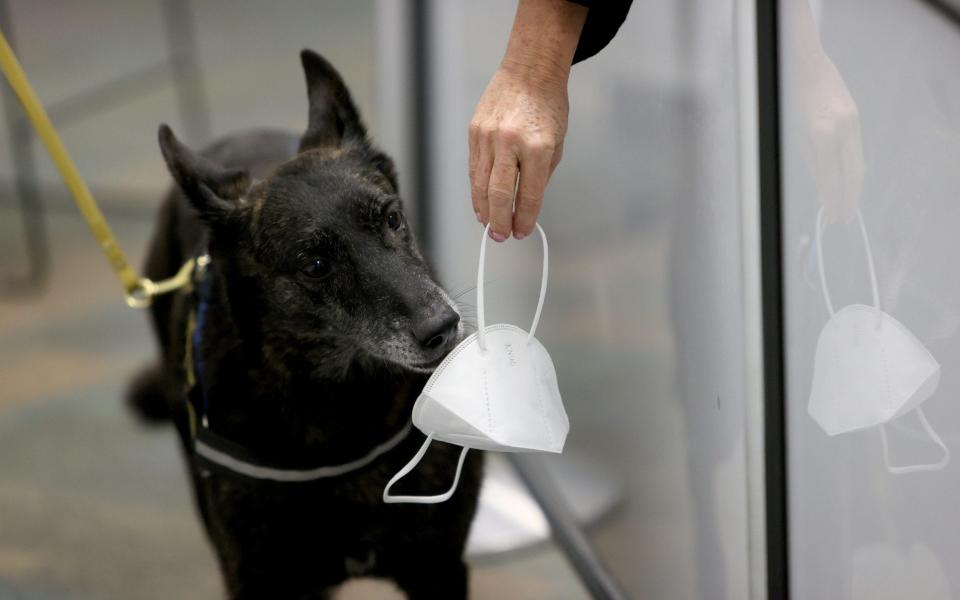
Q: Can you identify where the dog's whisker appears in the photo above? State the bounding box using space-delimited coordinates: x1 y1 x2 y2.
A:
448 276 510 301
445 279 480 296
452 286 477 300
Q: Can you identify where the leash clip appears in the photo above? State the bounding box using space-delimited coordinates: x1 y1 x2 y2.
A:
123 255 209 309
124 278 159 309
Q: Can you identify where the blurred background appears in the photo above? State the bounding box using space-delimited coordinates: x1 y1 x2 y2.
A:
1 0 959 599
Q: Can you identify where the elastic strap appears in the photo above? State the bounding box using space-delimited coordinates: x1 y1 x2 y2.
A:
477 223 549 351
382 434 470 504
880 407 951 475
815 207 879 316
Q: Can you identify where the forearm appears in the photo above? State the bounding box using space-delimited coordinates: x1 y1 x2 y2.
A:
782 0 828 73
500 0 588 88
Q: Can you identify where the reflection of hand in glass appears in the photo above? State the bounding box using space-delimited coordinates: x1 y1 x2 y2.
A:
788 0 866 224
804 54 865 224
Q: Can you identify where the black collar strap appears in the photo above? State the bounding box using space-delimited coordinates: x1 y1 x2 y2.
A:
184 253 415 482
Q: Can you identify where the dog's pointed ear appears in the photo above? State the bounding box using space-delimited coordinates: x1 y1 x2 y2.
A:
158 124 251 224
299 49 367 152
369 151 399 193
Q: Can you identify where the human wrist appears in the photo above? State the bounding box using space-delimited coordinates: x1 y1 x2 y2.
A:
500 0 586 89
499 50 570 91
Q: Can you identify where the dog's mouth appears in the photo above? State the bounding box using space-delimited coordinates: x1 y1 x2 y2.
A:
361 339 453 375
366 302 465 374
405 355 448 374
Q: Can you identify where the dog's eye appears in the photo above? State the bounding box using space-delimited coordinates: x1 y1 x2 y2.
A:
385 210 404 231
301 259 331 279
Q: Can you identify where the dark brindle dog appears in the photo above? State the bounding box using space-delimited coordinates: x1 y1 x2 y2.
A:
128 50 482 599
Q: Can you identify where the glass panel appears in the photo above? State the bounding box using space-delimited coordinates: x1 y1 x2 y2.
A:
426 1 752 597
782 0 960 597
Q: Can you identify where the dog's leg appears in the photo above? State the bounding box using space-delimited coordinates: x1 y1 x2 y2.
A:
393 558 468 600
225 570 336 600
215 530 345 600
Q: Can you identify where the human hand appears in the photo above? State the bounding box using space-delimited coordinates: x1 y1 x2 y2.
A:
468 0 586 242
801 51 865 224
469 63 568 241
784 0 865 225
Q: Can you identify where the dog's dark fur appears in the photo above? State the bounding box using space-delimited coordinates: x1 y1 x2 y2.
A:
129 50 482 599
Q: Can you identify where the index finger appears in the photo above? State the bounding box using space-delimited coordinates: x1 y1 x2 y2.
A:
468 121 482 219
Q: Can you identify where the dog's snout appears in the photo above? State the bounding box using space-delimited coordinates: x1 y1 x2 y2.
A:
413 306 460 352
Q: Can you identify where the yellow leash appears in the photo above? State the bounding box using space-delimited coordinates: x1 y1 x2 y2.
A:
0 30 193 308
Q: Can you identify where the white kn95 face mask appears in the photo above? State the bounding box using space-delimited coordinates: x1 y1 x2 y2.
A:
383 223 569 504
808 208 949 474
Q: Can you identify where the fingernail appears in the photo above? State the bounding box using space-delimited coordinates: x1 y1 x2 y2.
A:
514 231 526 240
475 212 482 223
489 230 506 242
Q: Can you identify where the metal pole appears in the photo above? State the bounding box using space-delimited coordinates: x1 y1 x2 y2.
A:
755 0 789 597
0 0 49 294
509 454 628 600
161 0 212 144
410 0 433 257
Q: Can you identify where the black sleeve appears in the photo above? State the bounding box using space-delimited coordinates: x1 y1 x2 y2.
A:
569 0 633 64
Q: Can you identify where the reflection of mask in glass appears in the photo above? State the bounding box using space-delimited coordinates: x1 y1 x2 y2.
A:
807 208 949 474
384 224 569 504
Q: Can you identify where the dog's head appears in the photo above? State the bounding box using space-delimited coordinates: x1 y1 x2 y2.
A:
158 50 461 376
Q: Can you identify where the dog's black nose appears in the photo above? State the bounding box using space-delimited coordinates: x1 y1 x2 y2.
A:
413 306 460 352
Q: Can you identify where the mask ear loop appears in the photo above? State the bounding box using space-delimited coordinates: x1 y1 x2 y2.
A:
476 223 549 352
880 408 951 474
815 207 880 319
383 434 470 504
